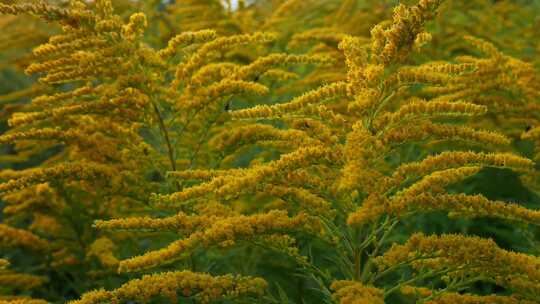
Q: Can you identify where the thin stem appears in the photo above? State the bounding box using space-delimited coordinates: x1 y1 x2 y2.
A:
152 102 176 172
353 242 361 280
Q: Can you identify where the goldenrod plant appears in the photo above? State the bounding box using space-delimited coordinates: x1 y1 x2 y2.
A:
0 0 539 303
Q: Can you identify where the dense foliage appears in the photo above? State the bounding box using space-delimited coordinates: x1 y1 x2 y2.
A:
1 0 540 303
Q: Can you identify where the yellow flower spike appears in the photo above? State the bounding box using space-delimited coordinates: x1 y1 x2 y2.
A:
8 89 149 127
0 224 49 251
330 280 384 304
0 128 79 145
338 35 368 70
396 166 482 197
374 99 487 129
376 233 540 298
426 293 535 304
370 0 443 65
117 211 307 272
0 273 46 290
350 191 540 227
154 145 338 206
382 122 511 146
166 168 242 181
397 67 452 85
210 124 313 152
347 88 381 114
172 32 277 88
159 29 217 59
121 12 147 41
261 69 299 81
393 151 533 181
94 212 216 233
463 35 503 60
401 287 533 304
31 85 95 107
0 299 49 304
188 79 269 110
230 81 348 119
0 162 113 193
417 62 476 74
0 1 95 26
32 36 110 59
233 53 334 80
94 0 113 19
71 271 266 304
190 62 240 86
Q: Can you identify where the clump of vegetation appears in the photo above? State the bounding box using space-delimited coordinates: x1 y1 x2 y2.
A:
0 0 540 303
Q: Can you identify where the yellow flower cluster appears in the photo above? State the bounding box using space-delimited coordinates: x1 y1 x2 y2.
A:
94 212 216 233
158 29 217 59
154 145 338 206
70 271 267 304
393 151 533 179
374 100 487 129
0 162 113 193
370 0 443 64
0 273 45 291
172 32 277 87
382 122 511 146
86 237 119 268
376 233 540 300
0 224 48 251
116 210 307 272
0 1 94 26
401 286 535 304
121 13 147 41
330 280 384 304
0 299 48 304
230 81 348 119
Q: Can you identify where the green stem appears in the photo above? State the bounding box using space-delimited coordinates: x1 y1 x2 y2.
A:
152 102 176 172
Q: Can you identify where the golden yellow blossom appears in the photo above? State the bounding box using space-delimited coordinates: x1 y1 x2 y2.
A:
370 0 444 64
374 99 487 129
71 271 267 304
172 32 277 87
0 224 48 251
86 237 119 268
230 81 348 119
0 162 113 193
331 280 384 304
158 29 217 59
0 273 45 290
376 233 540 299
94 212 216 233
382 122 511 146
118 210 307 272
0 299 49 304
121 13 147 41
